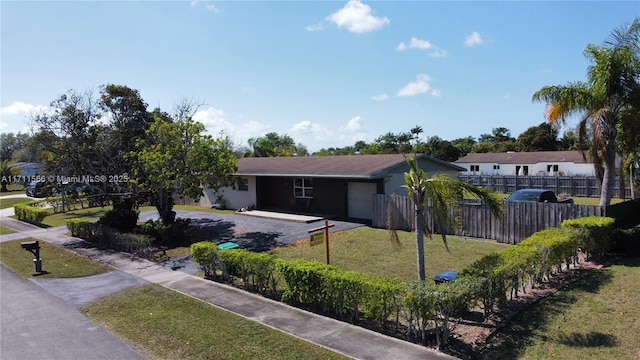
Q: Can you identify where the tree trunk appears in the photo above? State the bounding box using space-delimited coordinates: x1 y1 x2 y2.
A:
415 206 426 281
154 188 176 224
599 136 617 207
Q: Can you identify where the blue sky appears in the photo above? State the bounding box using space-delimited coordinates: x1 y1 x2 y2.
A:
2 1 639 152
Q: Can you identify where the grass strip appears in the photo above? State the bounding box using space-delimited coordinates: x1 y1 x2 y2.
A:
0 197 33 209
82 284 348 360
0 226 16 235
0 238 111 278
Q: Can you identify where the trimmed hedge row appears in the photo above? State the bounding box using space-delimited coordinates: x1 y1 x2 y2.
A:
14 195 111 225
14 200 49 224
66 218 153 256
562 216 616 258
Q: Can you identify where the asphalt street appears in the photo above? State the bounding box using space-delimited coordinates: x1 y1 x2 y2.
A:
0 264 147 360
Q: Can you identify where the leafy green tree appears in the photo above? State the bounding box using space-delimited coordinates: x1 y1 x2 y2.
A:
247 132 299 157
515 122 560 152
31 90 102 180
450 136 476 157
470 141 494 153
474 127 516 153
533 18 640 206
414 136 461 162
135 115 237 224
0 132 30 161
0 160 22 192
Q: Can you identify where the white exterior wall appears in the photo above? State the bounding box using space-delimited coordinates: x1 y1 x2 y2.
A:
457 162 595 176
217 176 257 210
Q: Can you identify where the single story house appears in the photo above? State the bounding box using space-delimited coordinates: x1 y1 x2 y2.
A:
454 150 595 177
216 154 465 222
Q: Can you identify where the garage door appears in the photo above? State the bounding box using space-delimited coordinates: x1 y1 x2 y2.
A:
347 182 377 219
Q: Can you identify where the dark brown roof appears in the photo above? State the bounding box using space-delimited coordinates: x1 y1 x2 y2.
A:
455 151 591 164
236 154 464 178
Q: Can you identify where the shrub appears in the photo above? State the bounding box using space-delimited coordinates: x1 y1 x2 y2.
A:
217 249 279 296
14 201 49 224
98 207 139 233
66 218 153 257
610 223 640 255
190 241 219 279
135 218 190 245
520 227 577 280
562 216 615 258
276 259 334 308
359 276 403 329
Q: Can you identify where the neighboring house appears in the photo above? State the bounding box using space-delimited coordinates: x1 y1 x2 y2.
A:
13 162 41 180
217 154 465 222
454 151 595 177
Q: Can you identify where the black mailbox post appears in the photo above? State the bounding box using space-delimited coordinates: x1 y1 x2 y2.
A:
20 241 43 273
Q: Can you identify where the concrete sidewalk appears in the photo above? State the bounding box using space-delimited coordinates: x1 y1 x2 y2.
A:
0 208 456 360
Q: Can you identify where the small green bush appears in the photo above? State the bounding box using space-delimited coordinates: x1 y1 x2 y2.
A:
190 241 219 279
14 201 49 224
217 249 279 296
99 207 139 233
562 216 615 258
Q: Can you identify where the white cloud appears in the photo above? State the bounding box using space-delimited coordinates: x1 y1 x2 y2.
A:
464 31 483 47
326 0 389 34
0 101 49 133
193 106 269 148
306 23 325 32
190 1 220 13
428 49 448 58
291 120 325 134
371 94 389 102
397 74 440 97
397 37 432 51
1 101 47 117
344 116 362 131
430 89 442 97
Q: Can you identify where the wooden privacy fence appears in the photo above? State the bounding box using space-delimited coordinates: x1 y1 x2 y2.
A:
457 174 632 199
372 194 605 244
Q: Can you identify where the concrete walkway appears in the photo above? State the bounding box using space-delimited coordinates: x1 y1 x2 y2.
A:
0 200 457 360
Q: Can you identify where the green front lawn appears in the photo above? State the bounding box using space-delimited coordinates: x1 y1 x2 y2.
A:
82 284 348 360
481 257 640 359
271 226 508 281
0 197 33 209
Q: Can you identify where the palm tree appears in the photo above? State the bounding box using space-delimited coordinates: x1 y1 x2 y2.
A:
0 160 23 192
532 18 640 206
390 155 504 281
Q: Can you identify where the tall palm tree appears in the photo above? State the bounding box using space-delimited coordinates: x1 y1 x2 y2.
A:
390 155 504 281
532 18 640 206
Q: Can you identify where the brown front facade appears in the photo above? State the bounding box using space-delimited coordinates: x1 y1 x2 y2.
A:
255 176 384 221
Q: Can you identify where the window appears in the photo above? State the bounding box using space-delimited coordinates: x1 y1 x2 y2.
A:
293 178 313 198
470 165 480 172
516 165 529 176
238 178 248 191
493 165 500 170
547 164 559 174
